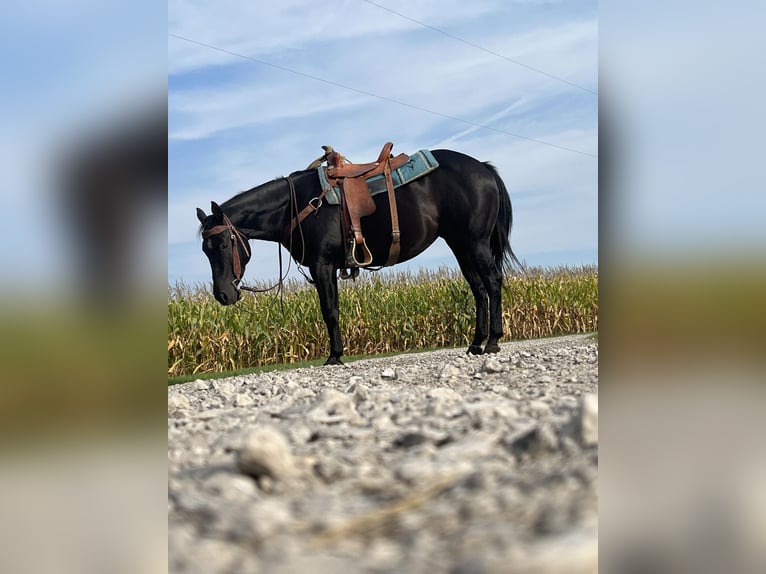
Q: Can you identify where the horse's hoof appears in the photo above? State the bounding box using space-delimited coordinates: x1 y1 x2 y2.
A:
324 356 344 366
484 343 501 354
467 345 484 355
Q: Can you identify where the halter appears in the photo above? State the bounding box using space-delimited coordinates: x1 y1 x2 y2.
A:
201 213 251 286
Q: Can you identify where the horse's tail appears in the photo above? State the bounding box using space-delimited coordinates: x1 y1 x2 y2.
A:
485 162 522 275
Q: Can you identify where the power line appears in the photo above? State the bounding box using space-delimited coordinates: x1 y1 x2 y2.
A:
168 33 597 158
358 0 598 96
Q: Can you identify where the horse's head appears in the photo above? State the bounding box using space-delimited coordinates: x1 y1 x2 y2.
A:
196 201 251 305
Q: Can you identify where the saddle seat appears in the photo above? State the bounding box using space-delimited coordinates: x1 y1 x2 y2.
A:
326 142 409 179
320 142 409 271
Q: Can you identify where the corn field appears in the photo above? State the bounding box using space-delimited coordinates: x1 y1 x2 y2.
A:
168 265 598 376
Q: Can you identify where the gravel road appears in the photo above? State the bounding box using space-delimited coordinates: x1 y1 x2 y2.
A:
168 333 598 574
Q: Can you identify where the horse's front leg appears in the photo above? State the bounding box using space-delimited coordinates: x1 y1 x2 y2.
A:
310 263 344 365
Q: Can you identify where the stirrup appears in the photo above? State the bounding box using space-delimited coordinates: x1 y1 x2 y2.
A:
351 237 373 267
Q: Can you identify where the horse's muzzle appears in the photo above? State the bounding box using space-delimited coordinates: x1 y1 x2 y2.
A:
214 288 240 305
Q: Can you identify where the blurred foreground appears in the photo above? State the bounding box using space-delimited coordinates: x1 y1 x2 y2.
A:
0 3 167 573
600 260 766 574
599 0 766 569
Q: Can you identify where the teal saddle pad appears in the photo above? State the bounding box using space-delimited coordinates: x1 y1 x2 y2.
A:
316 149 439 205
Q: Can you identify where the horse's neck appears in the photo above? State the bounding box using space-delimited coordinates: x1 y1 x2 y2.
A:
224 179 291 242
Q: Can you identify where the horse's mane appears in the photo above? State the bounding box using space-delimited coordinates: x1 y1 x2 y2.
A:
195 170 314 237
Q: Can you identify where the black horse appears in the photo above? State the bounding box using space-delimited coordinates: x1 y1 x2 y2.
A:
196 149 520 365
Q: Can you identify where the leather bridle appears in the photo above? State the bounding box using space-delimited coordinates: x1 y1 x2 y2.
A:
201 213 251 287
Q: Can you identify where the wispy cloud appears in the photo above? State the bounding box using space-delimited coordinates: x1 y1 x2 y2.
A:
168 15 596 142
169 0 598 285
168 0 516 75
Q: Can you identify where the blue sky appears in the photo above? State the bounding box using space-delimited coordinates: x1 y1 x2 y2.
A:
169 0 598 285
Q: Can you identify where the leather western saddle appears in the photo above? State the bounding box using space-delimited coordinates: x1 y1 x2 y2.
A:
313 142 410 271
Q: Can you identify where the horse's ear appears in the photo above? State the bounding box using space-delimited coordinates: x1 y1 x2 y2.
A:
196 208 207 223
211 201 223 220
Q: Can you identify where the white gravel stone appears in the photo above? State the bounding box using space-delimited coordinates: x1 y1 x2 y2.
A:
380 367 398 380
425 387 464 417
168 393 190 415
439 363 463 379
236 426 298 482
215 380 237 399
234 392 254 407
308 388 363 424
191 379 210 391
480 357 505 373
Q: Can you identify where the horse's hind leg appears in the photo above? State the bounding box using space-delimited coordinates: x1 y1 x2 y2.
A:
449 242 490 355
466 272 490 355
475 246 505 354
451 238 505 354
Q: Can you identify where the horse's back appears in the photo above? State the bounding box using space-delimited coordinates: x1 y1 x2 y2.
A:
357 149 503 264
426 149 502 237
